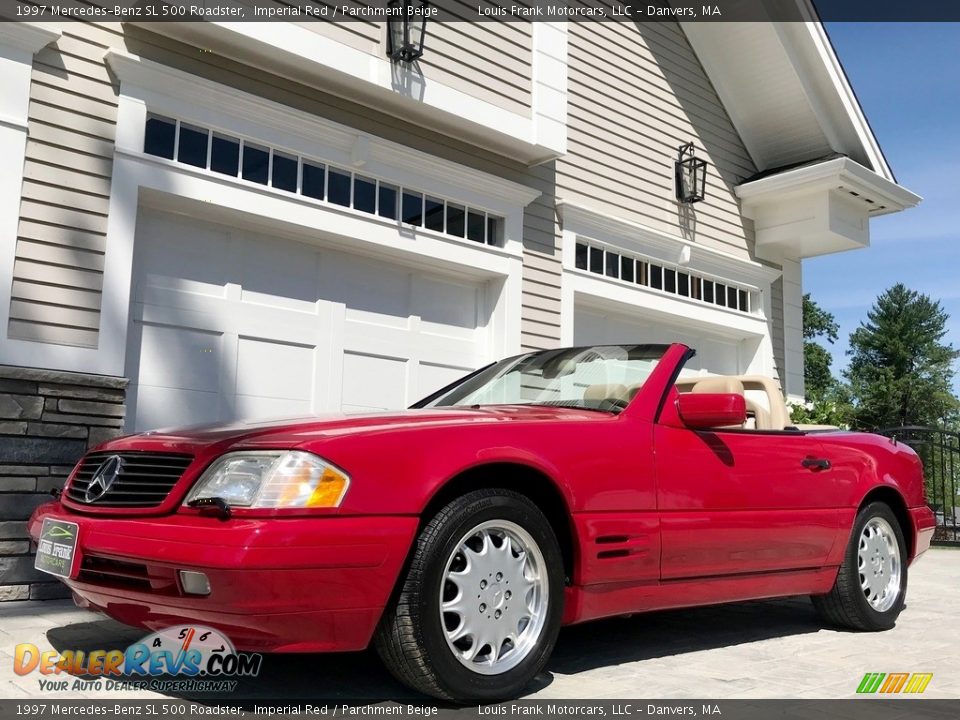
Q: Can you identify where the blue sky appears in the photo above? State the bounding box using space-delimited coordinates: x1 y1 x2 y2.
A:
804 23 960 388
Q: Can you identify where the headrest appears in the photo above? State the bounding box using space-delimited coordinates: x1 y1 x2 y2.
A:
691 377 745 395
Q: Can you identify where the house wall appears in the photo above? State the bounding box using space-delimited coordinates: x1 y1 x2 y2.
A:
7 21 553 355
0 18 791 599
299 7 534 115
560 20 758 259
556 18 784 379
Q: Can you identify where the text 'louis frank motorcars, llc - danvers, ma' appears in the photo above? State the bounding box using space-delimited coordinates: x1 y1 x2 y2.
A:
29 343 936 701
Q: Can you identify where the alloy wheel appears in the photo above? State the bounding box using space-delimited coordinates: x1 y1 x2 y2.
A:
439 520 548 675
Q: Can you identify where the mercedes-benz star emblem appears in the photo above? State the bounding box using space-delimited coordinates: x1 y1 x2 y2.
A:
84 455 124 503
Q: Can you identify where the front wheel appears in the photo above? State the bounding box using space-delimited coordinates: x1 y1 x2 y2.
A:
375 489 564 701
812 501 907 631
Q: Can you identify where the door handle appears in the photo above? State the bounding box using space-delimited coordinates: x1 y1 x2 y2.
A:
801 457 831 471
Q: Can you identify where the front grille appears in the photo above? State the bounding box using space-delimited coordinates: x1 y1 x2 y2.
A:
66 451 193 508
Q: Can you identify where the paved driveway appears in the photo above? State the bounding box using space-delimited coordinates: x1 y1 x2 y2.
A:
1 549 957 700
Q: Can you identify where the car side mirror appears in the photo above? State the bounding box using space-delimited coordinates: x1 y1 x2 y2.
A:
676 393 746 429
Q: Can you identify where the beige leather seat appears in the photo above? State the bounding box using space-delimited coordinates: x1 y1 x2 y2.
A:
690 376 771 429
583 383 629 408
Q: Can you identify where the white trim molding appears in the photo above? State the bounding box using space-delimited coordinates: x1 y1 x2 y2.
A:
737 156 921 260
1 50 534 376
681 7 896 181
104 50 541 214
0 22 62 362
555 200 779 378
133 21 568 166
780 2 894 181
779 257 805 403
556 199 781 288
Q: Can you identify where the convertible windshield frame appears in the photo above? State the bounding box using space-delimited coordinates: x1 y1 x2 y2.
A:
412 344 670 414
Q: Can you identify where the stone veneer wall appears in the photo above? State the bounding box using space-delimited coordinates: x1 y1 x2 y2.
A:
0 366 127 601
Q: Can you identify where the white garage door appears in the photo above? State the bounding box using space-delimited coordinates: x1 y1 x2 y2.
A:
125 209 489 431
573 305 741 377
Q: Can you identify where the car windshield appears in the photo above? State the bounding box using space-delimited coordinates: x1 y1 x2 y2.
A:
416 344 669 413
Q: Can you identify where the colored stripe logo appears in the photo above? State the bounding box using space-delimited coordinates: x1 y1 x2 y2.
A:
857 672 933 694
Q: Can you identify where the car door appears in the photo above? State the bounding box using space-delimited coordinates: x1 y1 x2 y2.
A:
655 418 843 580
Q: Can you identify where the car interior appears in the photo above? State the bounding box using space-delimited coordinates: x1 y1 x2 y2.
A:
584 375 840 432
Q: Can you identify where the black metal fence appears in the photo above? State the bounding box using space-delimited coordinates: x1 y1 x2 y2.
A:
875 426 959 546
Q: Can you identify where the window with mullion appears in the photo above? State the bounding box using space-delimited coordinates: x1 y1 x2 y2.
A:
142 115 508 248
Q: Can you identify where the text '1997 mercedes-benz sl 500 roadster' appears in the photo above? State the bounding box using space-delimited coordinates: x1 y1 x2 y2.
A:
29 343 936 700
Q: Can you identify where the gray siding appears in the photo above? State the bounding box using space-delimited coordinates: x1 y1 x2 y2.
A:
417 17 533 116
294 4 533 114
559 20 757 260
292 1 381 52
9 25 119 349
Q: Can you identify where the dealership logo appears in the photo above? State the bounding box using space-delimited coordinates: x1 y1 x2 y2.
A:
84 454 124 502
857 672 933 694
13 625 261 693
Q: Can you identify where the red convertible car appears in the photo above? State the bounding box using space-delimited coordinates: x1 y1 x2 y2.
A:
30 343 935 700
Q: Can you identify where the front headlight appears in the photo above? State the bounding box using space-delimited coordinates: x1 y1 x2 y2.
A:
186 451 350 509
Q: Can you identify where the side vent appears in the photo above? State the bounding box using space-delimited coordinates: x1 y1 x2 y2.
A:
595 534 650 561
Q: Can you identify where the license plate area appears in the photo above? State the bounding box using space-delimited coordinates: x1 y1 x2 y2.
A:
35 518 80 579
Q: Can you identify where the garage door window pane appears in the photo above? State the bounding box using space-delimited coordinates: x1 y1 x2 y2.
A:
727 286 739 309
677 272 689 297
242 143 269 185
605 252 620 278
354 176 376 214
403 192 424 226
211 133 240 176
739 290 749 312
467 211 485 243
144 115 176 159
328 168 351 207
302 162 325 200
664 268 676 294
272 152 298 193
379 183 398 220
621 256 634 283
649 264 663 290
487 217 501 246
447 204 465 237
575 243 588 270
177 124 208 168
703 280 714 303
589 247 603 274
714 283 727 306
425 197 445 232
690 276 701 300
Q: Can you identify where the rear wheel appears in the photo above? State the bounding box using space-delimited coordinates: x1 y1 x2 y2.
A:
812 501 907 631
375 489 564 701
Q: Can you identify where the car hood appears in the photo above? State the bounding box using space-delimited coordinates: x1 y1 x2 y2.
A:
100 405 614 455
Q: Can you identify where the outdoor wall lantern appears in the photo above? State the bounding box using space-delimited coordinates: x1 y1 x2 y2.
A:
675 142 707 203
387 0 430 63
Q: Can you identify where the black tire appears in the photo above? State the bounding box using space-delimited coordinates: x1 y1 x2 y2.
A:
374 489 564 701
812 501 908 631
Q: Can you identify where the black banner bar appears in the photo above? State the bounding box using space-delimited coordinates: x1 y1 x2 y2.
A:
4 0 960 23
1 700 959 720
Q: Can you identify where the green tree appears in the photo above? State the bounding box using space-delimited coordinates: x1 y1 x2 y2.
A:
787 294 853 428
846 283 959 429
802 293 840 400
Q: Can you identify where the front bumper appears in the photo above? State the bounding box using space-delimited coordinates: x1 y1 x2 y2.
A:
28 502 418 652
